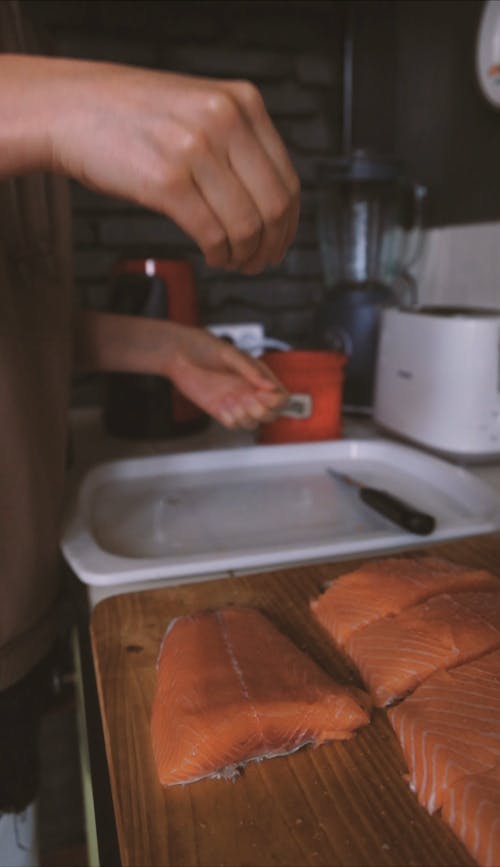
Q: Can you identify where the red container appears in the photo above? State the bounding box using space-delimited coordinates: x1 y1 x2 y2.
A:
115 258 201 331
114 258 202 427
104 257 208 438
257 350 346 444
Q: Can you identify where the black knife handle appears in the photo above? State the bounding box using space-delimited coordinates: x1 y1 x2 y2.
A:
360 487 436 536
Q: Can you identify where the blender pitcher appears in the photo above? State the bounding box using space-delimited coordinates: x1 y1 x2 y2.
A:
315 149 427 413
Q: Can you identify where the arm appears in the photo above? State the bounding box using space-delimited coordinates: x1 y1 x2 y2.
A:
75 311 288 430
0 54 300 273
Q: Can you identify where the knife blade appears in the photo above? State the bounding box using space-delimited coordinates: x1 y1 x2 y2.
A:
327 468 436 536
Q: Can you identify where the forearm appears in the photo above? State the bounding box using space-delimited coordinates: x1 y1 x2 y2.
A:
0 53 148 178
74 310 176 378
0 54 64 176
0 53 149 178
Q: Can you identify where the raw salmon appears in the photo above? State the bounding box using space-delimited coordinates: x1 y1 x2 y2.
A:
388 649 500 813
441 765 500 867
344 590 500 706
150 606 371 787
310 555 497 648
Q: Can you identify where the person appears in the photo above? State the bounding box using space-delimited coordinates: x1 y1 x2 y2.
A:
0 1 300 863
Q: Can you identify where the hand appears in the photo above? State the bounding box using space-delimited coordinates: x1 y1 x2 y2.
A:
75 312 288 430
0 56 300 273
162 322 289 430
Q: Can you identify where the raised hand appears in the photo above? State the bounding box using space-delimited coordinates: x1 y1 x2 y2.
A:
1 56 300 273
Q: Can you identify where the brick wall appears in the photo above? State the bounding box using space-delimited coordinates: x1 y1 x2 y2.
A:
25 0 344 347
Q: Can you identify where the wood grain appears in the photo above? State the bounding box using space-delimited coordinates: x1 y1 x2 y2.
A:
90 534 500 867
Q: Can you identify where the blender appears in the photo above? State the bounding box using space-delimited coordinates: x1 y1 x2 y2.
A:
314 149 426 413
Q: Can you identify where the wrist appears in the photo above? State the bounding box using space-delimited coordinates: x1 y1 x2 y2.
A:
157 320 193 383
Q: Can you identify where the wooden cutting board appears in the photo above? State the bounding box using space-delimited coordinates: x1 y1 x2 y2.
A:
90 533 500 867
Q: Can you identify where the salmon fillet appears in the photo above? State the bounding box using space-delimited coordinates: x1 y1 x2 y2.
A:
344 590 500 706
388 649 500 813
441 765 500 867
310 555 497 648
150 606 371 787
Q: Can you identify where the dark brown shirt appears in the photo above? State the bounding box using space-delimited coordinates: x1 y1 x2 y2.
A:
0 0 74 688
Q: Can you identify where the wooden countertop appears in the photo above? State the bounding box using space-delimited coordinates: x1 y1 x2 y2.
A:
89 533 500 867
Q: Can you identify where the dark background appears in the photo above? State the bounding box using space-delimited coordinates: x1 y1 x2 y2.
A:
22 0 500 348
349 0 500 227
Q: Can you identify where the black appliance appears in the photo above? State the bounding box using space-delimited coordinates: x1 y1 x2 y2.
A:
314 150 426 413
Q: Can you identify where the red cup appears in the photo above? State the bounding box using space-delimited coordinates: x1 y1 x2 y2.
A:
257 350 346 444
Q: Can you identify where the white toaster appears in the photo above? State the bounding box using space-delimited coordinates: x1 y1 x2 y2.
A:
373 306 500 461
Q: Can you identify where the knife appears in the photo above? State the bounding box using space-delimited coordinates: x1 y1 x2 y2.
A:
327 468 436 536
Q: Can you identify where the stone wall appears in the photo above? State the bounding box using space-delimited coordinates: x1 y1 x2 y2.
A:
25 0 344 347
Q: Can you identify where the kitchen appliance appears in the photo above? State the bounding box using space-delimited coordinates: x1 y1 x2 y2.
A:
103 258 208 439
315 150 426 413
374 306 500 461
